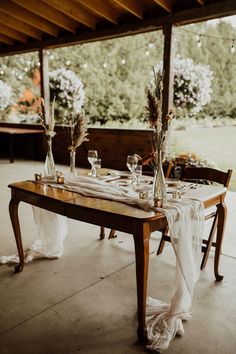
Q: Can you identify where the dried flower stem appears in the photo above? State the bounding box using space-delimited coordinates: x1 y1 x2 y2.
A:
67 113 89 152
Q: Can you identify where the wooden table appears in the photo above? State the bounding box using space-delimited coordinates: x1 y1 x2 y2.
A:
8 180 228 342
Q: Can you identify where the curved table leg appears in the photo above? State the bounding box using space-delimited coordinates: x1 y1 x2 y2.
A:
214 200 227 281
9 198 24 272
133 223 150 343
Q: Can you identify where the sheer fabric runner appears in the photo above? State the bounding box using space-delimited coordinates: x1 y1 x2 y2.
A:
1 176 204 352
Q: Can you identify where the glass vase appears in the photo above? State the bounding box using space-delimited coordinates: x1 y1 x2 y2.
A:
153 150 167 208
44 134 56 179
69 149 77 178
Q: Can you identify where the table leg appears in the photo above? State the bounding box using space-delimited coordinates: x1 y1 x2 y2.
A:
214 200 227 281
133 223 150 343
9 134 14 163
99 226 105 239
9 198 24 272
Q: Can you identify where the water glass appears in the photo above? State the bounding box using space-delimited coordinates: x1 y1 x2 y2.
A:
126 155 138 183
135 165 142 184
88 150 98 176
92 158 102 177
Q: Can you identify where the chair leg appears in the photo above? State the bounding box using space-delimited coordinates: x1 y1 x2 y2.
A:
201 216 218 270
108 229 117 239
100 226 105 240
156 229 167 255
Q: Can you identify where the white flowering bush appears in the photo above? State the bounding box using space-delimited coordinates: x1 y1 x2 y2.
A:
154 56 213 116
0 80 12 111
49 68 85 122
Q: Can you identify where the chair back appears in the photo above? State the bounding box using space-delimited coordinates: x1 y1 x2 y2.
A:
180 167 232 188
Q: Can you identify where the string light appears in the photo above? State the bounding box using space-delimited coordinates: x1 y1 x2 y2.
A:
230 40 235 53
66 60 71 66
197 34 202 48
77 28 236 71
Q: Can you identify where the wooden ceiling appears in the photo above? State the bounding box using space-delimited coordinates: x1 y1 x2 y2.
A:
0 0 236 56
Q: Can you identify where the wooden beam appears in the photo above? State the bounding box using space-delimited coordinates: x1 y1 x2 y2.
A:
41 0 97 29
0 0 236 56
0 24 28 43
113 0 143 19
0 12 42 40
162 24 175 120
11 0 77 33
77 0 119 24
0 33 14 45
39 49 50 123
0 0 59 37
196 0 205 5
152 0 172 13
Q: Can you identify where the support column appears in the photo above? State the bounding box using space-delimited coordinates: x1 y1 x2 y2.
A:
39 48 50 122
162 23 175 119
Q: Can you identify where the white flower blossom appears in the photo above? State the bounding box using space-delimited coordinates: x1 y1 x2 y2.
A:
49 68 85 120
154 56 213 115
0 80 12 111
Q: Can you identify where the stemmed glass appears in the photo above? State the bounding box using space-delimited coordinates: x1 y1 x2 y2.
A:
88 150 98 176
126 155 138 184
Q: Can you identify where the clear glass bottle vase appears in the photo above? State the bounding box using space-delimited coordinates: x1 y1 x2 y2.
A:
44 134 56 179
69 149 77 178
153 150 167 208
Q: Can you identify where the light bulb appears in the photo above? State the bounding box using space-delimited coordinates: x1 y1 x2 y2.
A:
231 44 235 54
103 62 107 68
145 50 150 56
121 58 126 65
197 34 202 48
83 63 87 69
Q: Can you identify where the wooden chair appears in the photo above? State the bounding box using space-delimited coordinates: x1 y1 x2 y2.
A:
156 166 232 271
99 161 173 240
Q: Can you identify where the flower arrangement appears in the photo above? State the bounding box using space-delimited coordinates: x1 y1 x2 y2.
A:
67 113 89 153
0 80 12 111
154 56 213 117
145 69 174 166
49 68 85 122
38 97 56 137
145 69 174 207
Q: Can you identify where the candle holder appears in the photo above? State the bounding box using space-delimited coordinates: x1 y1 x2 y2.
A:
56 171 64 184
139 190 149 199
35 173 42 182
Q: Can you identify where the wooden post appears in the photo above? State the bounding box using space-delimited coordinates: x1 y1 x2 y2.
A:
39 48 50 122
162 23 175 119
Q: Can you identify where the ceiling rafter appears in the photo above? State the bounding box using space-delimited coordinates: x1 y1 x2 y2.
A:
10 0 77 33
0 33 14 45
196 0 205 5
41 0 97 29
0 24 28 43
77 0 119 24
0 0 59 37
152 0 172 13
0 12 42 40
112 0 143 19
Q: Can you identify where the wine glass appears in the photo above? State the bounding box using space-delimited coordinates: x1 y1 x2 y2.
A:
126 155 138 184
88 150 98 176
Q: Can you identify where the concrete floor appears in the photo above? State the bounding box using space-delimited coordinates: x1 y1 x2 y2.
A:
0 159 236 354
